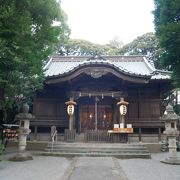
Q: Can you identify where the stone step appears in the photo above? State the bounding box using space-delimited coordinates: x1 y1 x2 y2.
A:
45 147 149 152
45 148 149 153
45 145 148 151
47 144 147 148
44 142 151 159
46 142 149 148
39 151 151 159
45 150 150 155
47 142 146 147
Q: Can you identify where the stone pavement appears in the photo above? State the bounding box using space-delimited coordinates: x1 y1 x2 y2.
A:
119 153 180 180
0 156 71 180
66 157 127 180
0 152 180 180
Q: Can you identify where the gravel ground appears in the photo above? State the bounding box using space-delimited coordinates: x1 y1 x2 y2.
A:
0 156 71 180
118 152 180 180
0 152 180 180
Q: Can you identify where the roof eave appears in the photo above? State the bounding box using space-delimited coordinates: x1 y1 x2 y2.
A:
45 64 151 85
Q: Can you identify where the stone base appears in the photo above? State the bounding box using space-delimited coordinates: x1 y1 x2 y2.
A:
9 151 33 161
161 157 180 165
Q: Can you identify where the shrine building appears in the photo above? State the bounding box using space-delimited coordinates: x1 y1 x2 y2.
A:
31 55 172 142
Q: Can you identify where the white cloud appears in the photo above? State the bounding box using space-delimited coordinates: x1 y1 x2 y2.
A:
61 0 155 44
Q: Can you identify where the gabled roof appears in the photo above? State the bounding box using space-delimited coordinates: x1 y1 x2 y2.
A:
44 55 171 83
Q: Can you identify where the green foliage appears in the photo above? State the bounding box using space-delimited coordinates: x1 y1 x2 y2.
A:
0 143 4 155
119 33 162 68
57 39 119 56
162 89 180 115
108 36 124 49
0 0 69 122
174 104 180 115
57 33 162 69
154 0 180 87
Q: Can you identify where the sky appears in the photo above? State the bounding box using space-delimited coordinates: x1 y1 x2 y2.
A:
61 0 155 45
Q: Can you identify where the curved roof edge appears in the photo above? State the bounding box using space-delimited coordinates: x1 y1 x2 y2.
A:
46 62 151 84
44 55 171 83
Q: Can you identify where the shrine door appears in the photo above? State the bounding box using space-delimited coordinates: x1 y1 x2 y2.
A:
80 105 113 132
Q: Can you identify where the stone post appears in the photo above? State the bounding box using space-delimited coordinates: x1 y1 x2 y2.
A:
10 103 33 161
161 104 180 165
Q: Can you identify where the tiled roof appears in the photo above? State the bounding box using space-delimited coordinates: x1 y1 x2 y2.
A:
44 55 171 80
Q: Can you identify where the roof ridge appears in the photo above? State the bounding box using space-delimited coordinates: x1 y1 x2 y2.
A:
52 55 147 63
153 69 172 75
52 55 146 58
43 57 53 70
143 57 156 72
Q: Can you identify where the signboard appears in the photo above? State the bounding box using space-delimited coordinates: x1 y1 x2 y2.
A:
3 129 18 141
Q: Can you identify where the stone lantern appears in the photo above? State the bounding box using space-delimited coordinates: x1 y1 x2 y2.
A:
10 103 33 161
161 104 180 165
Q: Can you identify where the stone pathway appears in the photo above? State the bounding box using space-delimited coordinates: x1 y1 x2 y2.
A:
62 157 127 180
0 152 180 180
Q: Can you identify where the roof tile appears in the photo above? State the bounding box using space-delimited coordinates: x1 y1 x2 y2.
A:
45 56 171 80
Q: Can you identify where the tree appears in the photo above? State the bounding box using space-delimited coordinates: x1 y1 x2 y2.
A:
154 0 180 87
108 36 124 49
58 39 105 56
119 33 162 68
57 39 119 56
57 33 163 69
0 0 69 124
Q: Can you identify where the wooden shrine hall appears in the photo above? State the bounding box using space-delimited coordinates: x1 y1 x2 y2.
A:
31 55 172 142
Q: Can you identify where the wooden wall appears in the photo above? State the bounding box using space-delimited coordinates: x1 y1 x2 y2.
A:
31 87 69 129
32 79 166 131
126 87 163 128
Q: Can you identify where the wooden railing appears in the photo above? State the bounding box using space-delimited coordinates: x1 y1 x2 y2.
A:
84 130 112 143
64 129 76 142
84 130 128 143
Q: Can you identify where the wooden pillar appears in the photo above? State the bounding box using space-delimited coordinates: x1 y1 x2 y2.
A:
113 104 117 124
34 125 38 140
138 89 141 120
112 101 119 125
69 115 73 130
138 89 141 143
78 105 81 134
121 115 125 125
158 128 161 142
139 128 142 142
95 98 98 130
